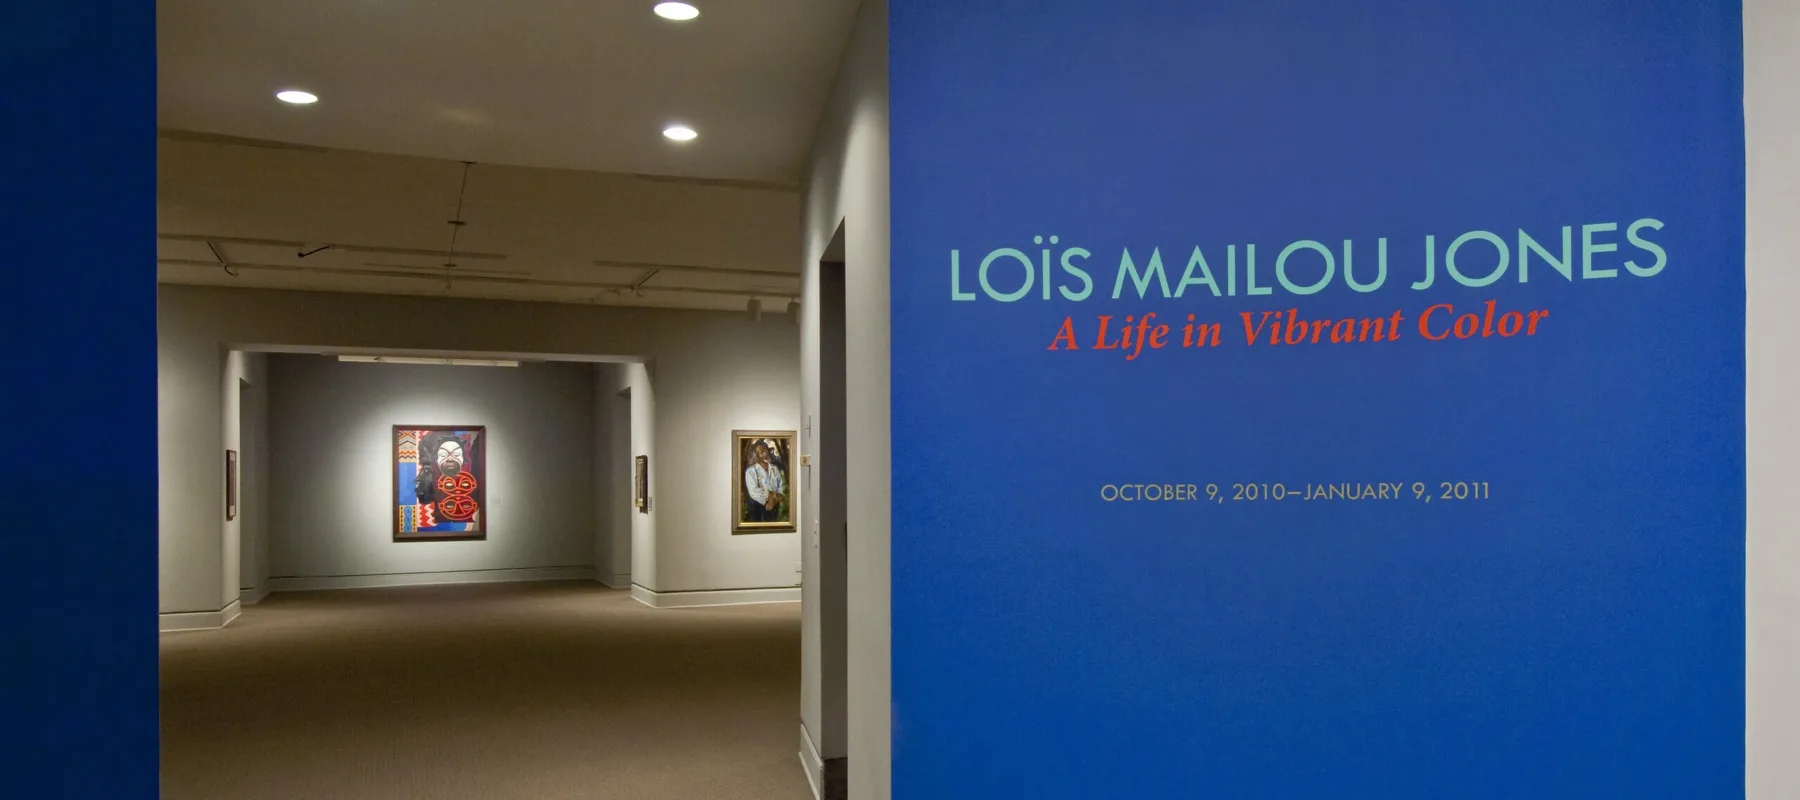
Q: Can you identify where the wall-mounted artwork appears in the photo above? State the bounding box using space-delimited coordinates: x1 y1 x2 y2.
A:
225 450 238 521
394 425 487 541
634 455 650 513
733 430 795 534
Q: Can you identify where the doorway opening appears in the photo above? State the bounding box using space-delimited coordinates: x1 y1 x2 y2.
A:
607 386 635 589
804 220 850 799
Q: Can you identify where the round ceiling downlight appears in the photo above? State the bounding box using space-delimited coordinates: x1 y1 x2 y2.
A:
654 3 700 21
276 90 319 105
663 125 698 142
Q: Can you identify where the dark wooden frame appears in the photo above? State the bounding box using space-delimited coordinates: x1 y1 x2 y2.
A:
225 449 238 521
732 429 797 534
393 424 489 542
634 454 650 513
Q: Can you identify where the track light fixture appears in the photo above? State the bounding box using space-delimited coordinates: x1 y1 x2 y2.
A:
338 355 519 368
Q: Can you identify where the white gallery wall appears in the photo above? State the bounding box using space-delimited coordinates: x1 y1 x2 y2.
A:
156 284 801 618
158 329 224 616
593 365 635 588
236 352 271 603
632 327 803 595
798 0 890 796
1746 0 1798 795
265 356 596 586
599 363 660 594
162 348 269 630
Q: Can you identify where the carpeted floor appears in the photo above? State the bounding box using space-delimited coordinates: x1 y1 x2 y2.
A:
160 582 812 800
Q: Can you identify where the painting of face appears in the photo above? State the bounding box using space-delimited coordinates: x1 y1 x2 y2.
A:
394 425 487 541
733 429 796 534
437 440 465 475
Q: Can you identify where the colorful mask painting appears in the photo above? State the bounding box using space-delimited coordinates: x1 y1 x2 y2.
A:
394 426 487 541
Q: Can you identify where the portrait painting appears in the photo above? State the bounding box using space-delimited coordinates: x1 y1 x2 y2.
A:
225 449 238 521
394 425 487 541
733 430 796 534
634 454 650 513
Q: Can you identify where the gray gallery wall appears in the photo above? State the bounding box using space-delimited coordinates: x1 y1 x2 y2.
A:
265 355 597 584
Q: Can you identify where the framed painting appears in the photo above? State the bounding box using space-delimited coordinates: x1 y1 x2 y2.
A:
733 430 796 534
394 425 487 541
225 449 238 521
634 455 650 513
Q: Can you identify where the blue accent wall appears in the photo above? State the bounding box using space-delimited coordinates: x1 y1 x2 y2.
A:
890 1 1744 796
1 0 158 795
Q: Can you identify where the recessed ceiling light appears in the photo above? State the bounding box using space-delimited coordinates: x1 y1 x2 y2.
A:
654 2 700 21
276 89 318 105
663 125 698 142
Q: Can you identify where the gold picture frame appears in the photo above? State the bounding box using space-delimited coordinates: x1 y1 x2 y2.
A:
732 430 796 534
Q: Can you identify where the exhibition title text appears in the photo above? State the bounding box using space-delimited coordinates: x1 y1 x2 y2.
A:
945 219 1665 358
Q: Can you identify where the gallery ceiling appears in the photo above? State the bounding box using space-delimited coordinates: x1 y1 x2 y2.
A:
156 0 861 184
154 1 846 311
157 139 802 311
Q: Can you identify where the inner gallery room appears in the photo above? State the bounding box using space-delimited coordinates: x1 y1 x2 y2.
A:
157 143 808 615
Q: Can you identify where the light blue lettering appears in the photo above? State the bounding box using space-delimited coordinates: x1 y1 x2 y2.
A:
1518 227 1573 282
1582 223 1619 278
1175 247 1222 298
1344 239 1387 293
980 248 1034 302
1626 218 1666 277
1243 243 1270 296
950 250 975 301
1412 235 1436 290
1112 248 1172 299
1060 248 1094 301
1446 231 1509 288
1227 245 1238 296
1276 240 1335 295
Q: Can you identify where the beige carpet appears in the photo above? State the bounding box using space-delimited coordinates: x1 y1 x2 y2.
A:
160 582 813 800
